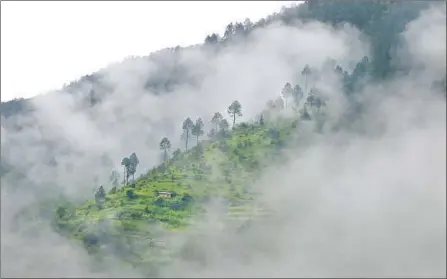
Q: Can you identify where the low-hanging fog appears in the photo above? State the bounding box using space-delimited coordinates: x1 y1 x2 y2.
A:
1 2 445 278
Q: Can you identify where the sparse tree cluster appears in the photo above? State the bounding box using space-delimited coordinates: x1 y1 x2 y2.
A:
227 100 242 127
191 118 204 143
95 185 106 209
156 100 243 165
263 64 332 121
182 117 194 150
281 82 305 110
94 61 340 207
47 2 440 261
90 60 346 211
301 64 311 94
121 152 139 186
160 137 171 162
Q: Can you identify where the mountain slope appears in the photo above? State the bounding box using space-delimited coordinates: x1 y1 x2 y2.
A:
53 108 315 274
0 1 432 118
1 2 445 278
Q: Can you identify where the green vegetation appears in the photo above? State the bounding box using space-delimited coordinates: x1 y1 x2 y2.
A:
2 1 440 119
53 83 326 271
1 1 444 275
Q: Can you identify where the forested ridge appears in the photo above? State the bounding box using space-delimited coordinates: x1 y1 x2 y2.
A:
1 1 444 116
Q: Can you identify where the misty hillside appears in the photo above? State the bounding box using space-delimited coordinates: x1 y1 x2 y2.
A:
1 1 444 117
1 1 446 278
55 112 302 274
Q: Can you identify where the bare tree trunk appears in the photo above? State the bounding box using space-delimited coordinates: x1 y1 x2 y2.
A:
304 76 308 95
123 168 126 186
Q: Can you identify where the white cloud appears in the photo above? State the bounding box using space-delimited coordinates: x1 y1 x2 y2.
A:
0 1 299 101
1 2 445 278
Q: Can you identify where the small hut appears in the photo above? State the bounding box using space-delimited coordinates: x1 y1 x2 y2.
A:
157 191 174 199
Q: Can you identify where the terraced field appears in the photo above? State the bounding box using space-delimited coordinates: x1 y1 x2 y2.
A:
53 110 321 272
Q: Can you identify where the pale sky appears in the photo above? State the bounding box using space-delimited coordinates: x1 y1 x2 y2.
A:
1 1 299 102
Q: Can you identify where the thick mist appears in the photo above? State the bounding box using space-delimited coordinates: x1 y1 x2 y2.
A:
1 3 445 278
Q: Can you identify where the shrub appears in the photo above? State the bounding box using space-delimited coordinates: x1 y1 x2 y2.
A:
130 212 143 218
56 206 67 219
181 194 194 204
170 203 183 210
83 233 99 246
154 198 165 207
126 189 137 199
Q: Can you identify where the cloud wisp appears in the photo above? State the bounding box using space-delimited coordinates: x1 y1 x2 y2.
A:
1 4 445 278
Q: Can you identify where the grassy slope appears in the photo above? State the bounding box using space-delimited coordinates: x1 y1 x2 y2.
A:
54 111 315 271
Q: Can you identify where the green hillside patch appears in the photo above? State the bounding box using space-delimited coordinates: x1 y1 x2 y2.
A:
52 98 327 272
